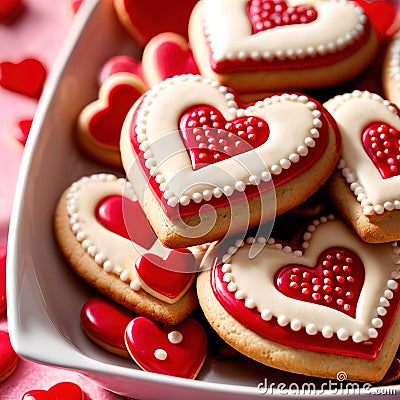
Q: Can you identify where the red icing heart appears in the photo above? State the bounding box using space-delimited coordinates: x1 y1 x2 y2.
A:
13 118 32 147
0 331 18 382
95 195 157 250
0 0 24 25
87 80 144 148
98 55 144 85
275 247 365 318
124 316 207 379
0 58 46 99
362 122 400 179
180 105 269 170
353 0 399 41
135 250 196 302
22 382 84 400
0 244 6 315
247 0 317 34
113 0 198 45
80 296 134 357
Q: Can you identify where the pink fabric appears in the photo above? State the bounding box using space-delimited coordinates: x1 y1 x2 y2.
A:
0 1 127 398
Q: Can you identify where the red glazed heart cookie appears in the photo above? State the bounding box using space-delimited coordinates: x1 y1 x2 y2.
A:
197 215 400 382
120 74 340 248
76 72 146 167
324 90 400 243
80 296 135 357
142 32 199 87
54 173 203 325
0 331 18 382
113 0 198 46
0 58 46 99
188 0 378 94
124 316 207 379
22 382 84 400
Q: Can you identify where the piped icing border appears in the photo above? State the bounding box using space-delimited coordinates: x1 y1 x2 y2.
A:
325 90 400 216
211 215 400 359
202 0 371 73
387 32 400 93
129 74 332 218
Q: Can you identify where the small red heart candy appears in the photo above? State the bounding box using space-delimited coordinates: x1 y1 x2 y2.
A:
80 296 134 357
22 382 84 400
0 331 18 383
13 118 32 147
125 316 207 379
135 250 196 303
95 194 157 250
0 244 6 314
0 0 25 25
0 58 46 99
98 55 144 85
275 247 365 318
362 122 400 179
353 0 399 41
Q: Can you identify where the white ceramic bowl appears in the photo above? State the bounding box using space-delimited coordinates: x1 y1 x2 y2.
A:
6 0 400 398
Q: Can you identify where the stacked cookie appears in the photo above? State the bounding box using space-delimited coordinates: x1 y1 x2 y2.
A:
54 0 400 385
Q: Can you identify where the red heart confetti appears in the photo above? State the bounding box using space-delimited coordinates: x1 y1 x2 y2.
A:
125 316 207 379
13 118 32 147
275 247 365 318
0 0 25 25
0 244 6 315
0 331 18 383
22 382 84 400
135 250 196 303
0 58 47 99
180 105 270 170
247 0 317 34
71 0 84 14
95 194 157 250
80 296 135 357
362 122 400 179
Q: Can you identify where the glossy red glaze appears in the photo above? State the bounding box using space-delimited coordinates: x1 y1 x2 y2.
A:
363 122 400 179
80 297 134 353
87 82 144 147
95 195 157 250
247 0 317 34
114 0 198 45
150 39 199 81
98 55 144 85
22 382 84 400
0 58 46 99
0 0 24 25
275 247 365 318
124 316 207 379
135 250 196 300
13 118 32 146
0 244 6 314
180 105 269 170
0 331 18 382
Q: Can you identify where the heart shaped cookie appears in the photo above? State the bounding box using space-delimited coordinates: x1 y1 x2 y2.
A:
198 215 400 382
76 72 146 167
22 382 84 400
0 331 18 382
120 74 340 248
124 316 207 379
113 0 198 46
142 32 199 87
188 0 378 93
324 90 400 243
98 55 145 85
54 173 202 324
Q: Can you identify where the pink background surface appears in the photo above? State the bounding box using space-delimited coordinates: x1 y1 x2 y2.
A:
0 1 125 398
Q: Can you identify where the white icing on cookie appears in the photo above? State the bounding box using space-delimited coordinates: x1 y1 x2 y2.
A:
219 215 399 342
131 74 324 208
203 0 367 64
324 91 400 216
387 32 400 93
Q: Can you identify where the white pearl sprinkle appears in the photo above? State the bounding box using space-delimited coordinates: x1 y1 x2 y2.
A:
168 331 183 344
154 349 168 361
